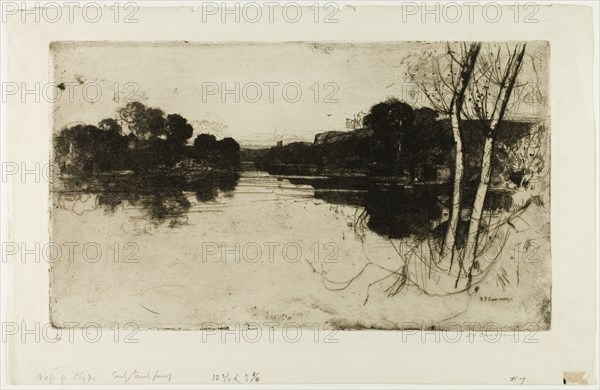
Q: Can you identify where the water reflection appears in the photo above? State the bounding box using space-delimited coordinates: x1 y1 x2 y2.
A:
286 176 513 239
55 170 513 235
364 186 445 239
56 171 240 227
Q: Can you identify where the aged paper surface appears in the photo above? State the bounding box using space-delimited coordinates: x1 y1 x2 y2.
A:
2 2 597 386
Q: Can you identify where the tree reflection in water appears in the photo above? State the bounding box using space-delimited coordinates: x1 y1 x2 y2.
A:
58 171 240 228
286 176 513 242
57 170 511 234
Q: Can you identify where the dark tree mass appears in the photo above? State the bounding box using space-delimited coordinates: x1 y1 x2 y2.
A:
256 98 532 189
54 102 240 175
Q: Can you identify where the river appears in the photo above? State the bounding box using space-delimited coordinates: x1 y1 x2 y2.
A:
49 169 517 329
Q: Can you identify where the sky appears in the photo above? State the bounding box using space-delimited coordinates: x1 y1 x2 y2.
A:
52 41 548 147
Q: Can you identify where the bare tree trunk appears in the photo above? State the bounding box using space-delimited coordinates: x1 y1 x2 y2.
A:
442 113 464 261
463 135 494 281
461 43 527 288
440 42 481 261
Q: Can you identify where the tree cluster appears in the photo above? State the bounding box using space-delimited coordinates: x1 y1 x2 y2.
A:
54 102 240 174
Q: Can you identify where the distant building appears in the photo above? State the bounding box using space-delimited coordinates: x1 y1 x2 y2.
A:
276 140 283 148
127 133 141 149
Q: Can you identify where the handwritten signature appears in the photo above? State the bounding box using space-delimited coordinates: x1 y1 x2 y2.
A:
480 296 513 302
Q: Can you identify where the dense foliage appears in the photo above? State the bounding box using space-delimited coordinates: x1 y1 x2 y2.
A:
258 98 534 187
54 102 240 174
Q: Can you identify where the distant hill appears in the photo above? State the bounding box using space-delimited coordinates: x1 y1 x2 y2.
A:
313 128 373 145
